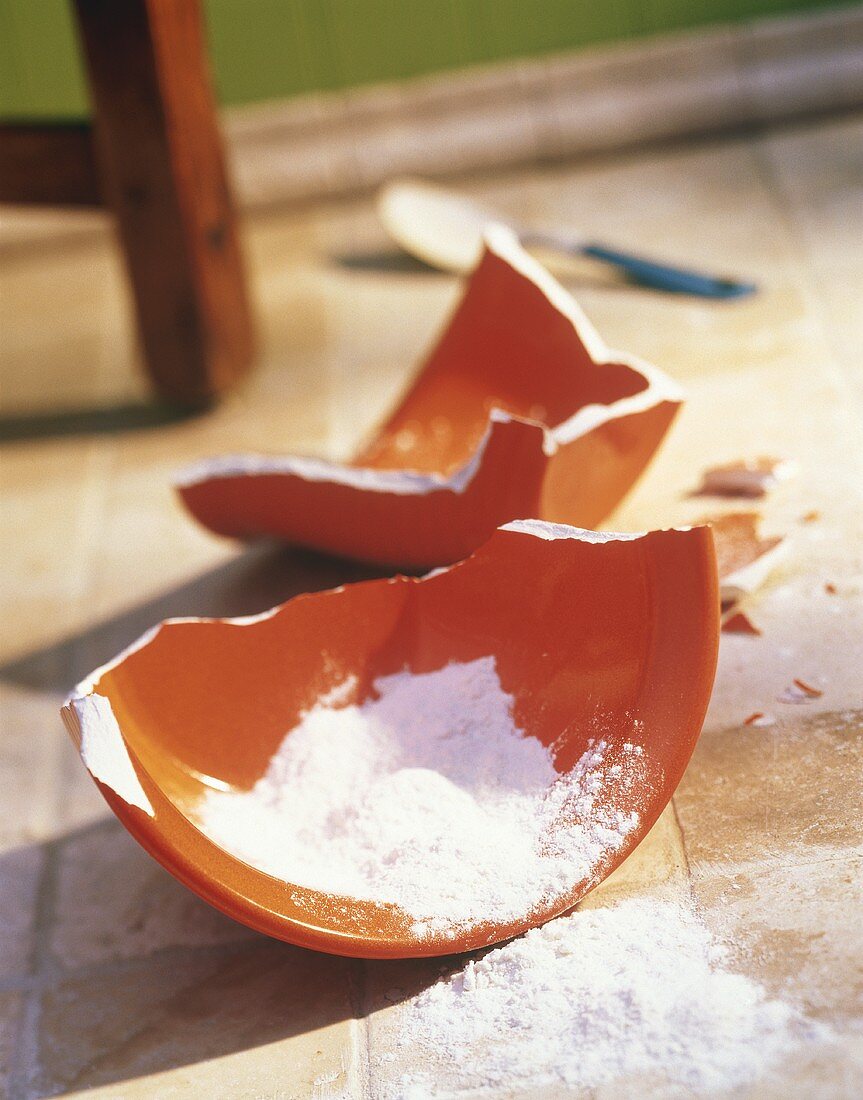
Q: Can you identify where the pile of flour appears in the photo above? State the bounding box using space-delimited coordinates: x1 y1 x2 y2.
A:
197 656 644 936
381 893 830 1097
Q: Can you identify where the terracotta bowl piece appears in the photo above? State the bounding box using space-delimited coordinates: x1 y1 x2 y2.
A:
708 511 786 606
62 520 719 959
178 228 682 569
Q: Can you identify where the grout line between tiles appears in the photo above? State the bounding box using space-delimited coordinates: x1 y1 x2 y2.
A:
349 961 375 1100
8 836 60 1100
670 796 693 881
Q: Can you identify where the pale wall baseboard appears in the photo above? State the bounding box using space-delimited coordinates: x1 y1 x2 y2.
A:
1 4 861 251
226 4 863 210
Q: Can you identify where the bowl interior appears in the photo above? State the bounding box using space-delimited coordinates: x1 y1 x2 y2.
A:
86 525 718 956
356 247 648 477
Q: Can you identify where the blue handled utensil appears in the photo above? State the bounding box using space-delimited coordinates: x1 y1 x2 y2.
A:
575 242 754 298
379 178 757 300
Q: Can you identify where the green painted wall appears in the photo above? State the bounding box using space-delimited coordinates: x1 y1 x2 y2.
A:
0 0 849 120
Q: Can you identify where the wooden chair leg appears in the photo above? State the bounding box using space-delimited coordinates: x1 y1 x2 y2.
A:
72 0 255 407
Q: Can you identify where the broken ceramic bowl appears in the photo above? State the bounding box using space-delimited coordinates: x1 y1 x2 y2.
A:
178 228 682 568
62 520 718 959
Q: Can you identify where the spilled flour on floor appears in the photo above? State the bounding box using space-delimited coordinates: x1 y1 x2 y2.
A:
379 892 833 1098
196 656 644 936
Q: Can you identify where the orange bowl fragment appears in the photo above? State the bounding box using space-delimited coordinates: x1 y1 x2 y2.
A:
707 511 786 607
62 520 718 959
178 228 682 568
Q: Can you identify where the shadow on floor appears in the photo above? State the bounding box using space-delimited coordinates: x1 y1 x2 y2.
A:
330 247 442 275
2 815 445 1096
4 806 450 1095
0 542 393 694
330 245 653 296
0 401 201 445
1 539 442 1093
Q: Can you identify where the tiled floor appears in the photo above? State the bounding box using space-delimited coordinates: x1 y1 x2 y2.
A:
1 111 862 1097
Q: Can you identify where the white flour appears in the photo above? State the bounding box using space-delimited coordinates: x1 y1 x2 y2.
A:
382 893 830 1098
197 656 644 937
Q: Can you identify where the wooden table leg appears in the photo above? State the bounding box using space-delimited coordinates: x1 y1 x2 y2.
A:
72 0 255 407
